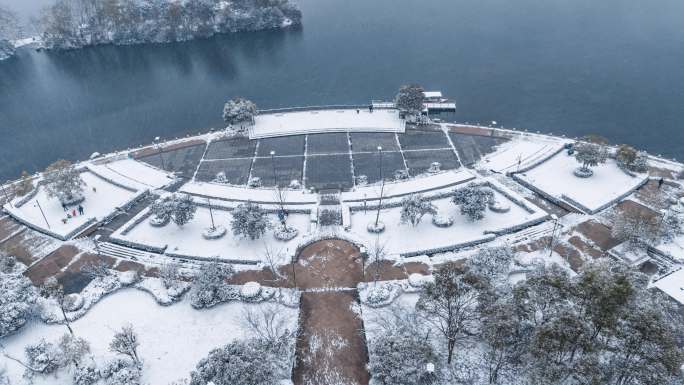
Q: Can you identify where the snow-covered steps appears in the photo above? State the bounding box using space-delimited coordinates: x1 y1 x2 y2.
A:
98 241 155 261
503 220 557 245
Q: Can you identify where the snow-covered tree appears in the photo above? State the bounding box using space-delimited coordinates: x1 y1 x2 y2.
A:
416 262 482 364
43 160 86 204
223 97 257 129
14 171 34 196
616 144 649 173
170 194 197 226
611 207 661 249
189 339 280 385
0 5 17 61
395 84 425 116
159 262 181 289
101 358 141 385
23 339 62 376
400 194 437 226
573 141 608 173
149 194 174 223
231 202 270 240
451 185 494 221
40 277 76 335
189 260 235 309
110 325 141 367
466 246 515 288
80 260 110 279
0 259 37 337
73 362 100 385
242 304 294 356
58 333 91 368
369 327 440 385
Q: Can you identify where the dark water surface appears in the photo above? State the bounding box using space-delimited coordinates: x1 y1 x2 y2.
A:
1 0 684 181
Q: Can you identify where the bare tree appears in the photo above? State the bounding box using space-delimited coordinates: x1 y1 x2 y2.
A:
416 262 481 364
40 277 75 335
242 304 294 355
109 324 141 367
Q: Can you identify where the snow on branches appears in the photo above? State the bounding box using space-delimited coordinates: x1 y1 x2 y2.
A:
223 97 257 128
43 160 85 204
573 141 608 175
149 193 197 227
451 185 494 221
395 84 425 115
400 194 437 226
231 202 271 240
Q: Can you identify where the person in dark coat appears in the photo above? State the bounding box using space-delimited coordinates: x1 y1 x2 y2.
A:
78 205 84 215
62 202 68 211
658 178 664 189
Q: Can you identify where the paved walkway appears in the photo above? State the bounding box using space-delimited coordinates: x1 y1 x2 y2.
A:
291 239 369 385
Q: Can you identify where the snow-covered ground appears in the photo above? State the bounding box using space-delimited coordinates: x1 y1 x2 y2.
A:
114 207 312 262
517 152 648 213
1 289 299 385
250 109 404 139
476 134 566 173
656 234 684 263
341 169 475 202
4 171 140 239
652 269 684 305
348 190 545 256
88 158 174 190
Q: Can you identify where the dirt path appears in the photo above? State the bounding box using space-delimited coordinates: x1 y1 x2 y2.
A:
291 239 370 385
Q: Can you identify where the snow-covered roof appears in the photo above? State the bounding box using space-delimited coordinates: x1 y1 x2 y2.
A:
653 269 684 305
423 91 443 98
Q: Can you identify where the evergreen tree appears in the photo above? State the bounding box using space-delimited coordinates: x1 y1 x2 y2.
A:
231 202 270 240
189 339 280 385
223 97 257 128
451 185 494 221
395 84 425 116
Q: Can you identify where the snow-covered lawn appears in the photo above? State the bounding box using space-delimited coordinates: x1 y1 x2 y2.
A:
5 171 140 239
517 152 648 213
88 158 174 190
348 190 544 256
477 134 566 173
341 169 475 202
1 289 299 385
652 269 684 305
250 109 404 139
114 207 312 262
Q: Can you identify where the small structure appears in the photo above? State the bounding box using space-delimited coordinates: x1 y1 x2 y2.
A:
653 268 684 305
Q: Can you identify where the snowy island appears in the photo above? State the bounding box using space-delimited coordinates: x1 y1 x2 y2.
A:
0 0 302 60
1 86 684 385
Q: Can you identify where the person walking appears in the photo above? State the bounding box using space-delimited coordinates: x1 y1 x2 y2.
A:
658 177 664 189
78 205 84 215
62 202 68 211
72 208 77 217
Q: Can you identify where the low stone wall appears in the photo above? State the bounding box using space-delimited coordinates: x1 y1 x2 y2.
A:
400 234 496 258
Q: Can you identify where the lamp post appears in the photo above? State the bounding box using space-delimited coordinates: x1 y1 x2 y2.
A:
374 146 384 228
548 214 559 259
35 200 50 229
154 137 166 171
207 198 215 230
271 150 286 228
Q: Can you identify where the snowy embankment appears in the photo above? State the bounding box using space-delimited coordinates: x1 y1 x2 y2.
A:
516 152 648 213
2 288 300 385
476 133 568 173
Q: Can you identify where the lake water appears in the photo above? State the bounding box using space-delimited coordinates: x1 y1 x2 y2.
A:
1 0 683 181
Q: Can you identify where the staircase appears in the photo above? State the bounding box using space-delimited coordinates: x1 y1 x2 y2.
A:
505 221 558 245
98 241 156 262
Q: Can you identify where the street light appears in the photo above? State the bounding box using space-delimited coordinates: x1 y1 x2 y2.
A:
548 214 559 259
270 150 286 227
154 137 166 171
374 146 384 228
34 200 50 229
207 198 216 231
